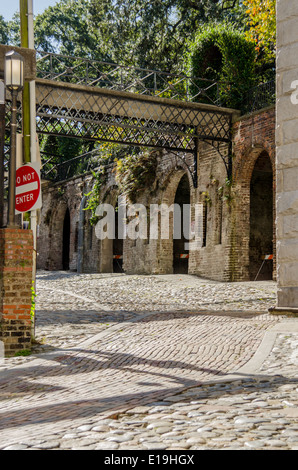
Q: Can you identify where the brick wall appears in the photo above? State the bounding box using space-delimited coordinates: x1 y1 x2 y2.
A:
0 229 33 356
37 106 276 282
0 98 5 229
189 141 233 281
232 106 276 281
37 176 92 271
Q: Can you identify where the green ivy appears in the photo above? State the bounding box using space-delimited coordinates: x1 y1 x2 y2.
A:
116 151 159 203
31 281 37 323
218 177 233 206
84 165 110 225
186 22 257 109
14 349 32 357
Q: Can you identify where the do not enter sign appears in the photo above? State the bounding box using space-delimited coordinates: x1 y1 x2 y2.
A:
15 162 42 214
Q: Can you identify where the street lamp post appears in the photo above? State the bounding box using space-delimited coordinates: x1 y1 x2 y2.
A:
5 50 24 227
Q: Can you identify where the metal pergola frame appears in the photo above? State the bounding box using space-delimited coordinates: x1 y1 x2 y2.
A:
3 51 240 188
33 79 237 187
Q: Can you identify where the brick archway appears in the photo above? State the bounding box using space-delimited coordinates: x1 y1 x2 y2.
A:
249 151 274 280
173 174 191 274
47 199 70 270
98 186 123 273
234 142 275 183
62 207 71 270
232 145 276 281
157 168 194 274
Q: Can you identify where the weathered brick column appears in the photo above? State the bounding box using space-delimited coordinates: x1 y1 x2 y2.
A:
270 1 298 315
0 229 33 356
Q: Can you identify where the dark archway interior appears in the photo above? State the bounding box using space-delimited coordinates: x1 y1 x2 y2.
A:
113 203 123 273
173 174 190 274
62 208 71 271
249 152 273 280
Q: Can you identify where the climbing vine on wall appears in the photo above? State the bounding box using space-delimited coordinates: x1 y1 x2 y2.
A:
84 164 111 225
218 177 233 207
83 145 159 224
116 150 159 203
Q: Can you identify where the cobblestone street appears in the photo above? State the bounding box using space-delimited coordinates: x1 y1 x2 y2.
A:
34 271 279 350
0 271 297 450
1 0 298 456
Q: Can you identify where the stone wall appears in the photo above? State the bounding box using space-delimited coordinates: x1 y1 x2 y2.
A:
274 1 298 312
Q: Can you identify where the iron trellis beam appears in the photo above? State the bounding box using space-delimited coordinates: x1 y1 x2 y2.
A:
34 79 238 185
4 77 238 187
170 136 199 188
202 113 234 180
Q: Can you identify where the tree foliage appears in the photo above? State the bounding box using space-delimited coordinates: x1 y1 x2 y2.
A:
87 0 247 71
116 150 159 203
39 133 89 164
34 0 106 59
187 22 256 109
2 0 247 72
0 15 9 44
0 12 21 46
243 0 276 60
1 0 274 175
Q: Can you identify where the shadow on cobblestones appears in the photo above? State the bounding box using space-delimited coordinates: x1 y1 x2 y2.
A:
35 309 138 326
0 346 226 386
50 348 226 378
33 310 269 334
37 272 124 281
137 310 272 320
0 374 297 433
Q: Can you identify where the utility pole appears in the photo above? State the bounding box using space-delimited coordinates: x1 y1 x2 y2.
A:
0 82 5 228
20 0 31 164
20 0 38 336
19 0 38 237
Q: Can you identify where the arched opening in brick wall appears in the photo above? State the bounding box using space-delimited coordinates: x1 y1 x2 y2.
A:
173 174 190 274
113 200 124 273
99 188 123 273
47 200 70 270
249 151 273 280
62 208 71 270
100 220 113 273
158 168 193 274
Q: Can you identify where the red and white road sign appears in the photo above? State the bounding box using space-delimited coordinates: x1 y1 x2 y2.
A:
15 162 42 214
262 254 273 260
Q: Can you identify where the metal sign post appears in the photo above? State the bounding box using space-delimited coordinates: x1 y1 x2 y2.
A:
0 82 5 227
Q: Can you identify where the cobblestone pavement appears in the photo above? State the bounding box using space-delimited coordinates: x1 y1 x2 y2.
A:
0 271 297 450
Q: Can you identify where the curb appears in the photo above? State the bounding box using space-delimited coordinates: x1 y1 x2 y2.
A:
177 319 298 387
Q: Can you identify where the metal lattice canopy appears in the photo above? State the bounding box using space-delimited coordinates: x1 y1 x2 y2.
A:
3 50 241 187
35 79 239 185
